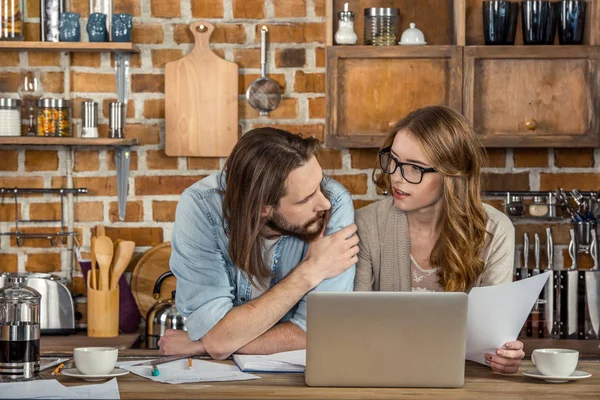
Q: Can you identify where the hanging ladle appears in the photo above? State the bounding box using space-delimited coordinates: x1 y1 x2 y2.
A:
246 25 282 116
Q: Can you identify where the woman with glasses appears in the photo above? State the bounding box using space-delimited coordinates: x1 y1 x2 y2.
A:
354 105 524 374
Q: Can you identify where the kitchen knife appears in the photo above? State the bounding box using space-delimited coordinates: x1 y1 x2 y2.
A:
544 227 555 336
532 233 541 336
533 233 540 276
519 233 530 280
585 231 600 338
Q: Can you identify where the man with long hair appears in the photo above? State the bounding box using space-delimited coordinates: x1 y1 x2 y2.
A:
159 128 358 359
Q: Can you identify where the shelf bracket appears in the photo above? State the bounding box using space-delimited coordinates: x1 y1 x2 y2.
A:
115 146 131 221
114 51 131 104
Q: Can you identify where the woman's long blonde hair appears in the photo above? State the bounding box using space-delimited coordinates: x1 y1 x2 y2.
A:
375 106 489 292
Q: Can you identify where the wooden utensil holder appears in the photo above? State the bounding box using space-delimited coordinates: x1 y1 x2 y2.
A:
88 286 119 337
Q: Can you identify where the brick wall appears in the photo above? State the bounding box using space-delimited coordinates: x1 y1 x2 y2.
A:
1 0 599 287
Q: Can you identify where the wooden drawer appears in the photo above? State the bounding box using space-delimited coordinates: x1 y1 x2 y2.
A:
326 46 463 148
464 46 600 147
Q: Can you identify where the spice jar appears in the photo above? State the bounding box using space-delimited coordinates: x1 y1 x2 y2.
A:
507 195 525 216
529 196 549 217
36 98 56 136
54 99 71 137
0 98 22 137
335 2 357 45
0 0 24 40
364 7 400 46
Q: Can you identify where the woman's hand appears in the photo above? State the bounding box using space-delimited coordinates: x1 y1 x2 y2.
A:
158 329 205 356
485 340 525 374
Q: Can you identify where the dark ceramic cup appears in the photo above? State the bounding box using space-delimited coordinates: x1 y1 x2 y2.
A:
87 12 109 42
483 1 519 45
521 0 558 45
112 13 133 42
558 0 586 44
59 12 81 42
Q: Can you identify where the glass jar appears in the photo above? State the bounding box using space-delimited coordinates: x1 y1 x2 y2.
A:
0 274 41 381
36 98 56 136
0 0 24 41
335 3 357 45
0 98 21 137
507 195 525 216
55 99 71 137
529 196 549 217
364 7 400 46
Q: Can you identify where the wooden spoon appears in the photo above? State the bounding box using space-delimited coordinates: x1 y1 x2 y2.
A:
110 240 136 290
90 236 97 290
97 224 105 238
95 235 114 291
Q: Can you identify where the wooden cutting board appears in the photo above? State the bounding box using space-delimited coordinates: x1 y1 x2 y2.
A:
165 21 239 157
130 242 176 319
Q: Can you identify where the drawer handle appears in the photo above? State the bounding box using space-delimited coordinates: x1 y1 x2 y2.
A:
525 119 537 131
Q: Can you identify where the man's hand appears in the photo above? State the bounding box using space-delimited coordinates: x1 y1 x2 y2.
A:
485 340 525 374
301 224 359 286
158 329 205 356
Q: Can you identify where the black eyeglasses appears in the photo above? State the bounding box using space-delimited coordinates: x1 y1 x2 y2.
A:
378 147 437 184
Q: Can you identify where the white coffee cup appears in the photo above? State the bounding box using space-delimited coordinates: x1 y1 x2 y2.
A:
531 348 579 377
74 347 118 375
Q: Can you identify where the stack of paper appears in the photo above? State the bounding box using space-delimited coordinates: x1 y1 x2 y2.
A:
233 350 306 373
0 378 120 399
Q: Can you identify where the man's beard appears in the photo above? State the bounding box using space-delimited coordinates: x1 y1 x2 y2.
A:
266 209 330 242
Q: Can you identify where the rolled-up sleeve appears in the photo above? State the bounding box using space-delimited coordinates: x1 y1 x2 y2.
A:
289 189 356 331
170 189 234 341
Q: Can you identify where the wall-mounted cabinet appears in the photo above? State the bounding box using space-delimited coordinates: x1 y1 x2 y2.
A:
325 0 600 148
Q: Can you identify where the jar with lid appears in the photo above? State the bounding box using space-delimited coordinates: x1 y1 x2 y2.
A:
364 7 400 46
54 99 72 137
335 2 357 45
529 196 549 217
0 98 21 137
507 195 525 217
0 274 41 381
36 98 71 137
0 0 24 41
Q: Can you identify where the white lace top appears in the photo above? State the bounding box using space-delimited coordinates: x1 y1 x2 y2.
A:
410 255 443 292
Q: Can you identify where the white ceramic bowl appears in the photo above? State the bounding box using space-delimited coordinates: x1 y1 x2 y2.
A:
74 347 118 375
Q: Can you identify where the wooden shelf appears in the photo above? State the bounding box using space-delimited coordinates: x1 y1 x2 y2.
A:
0 137 138 146
0 41 140 53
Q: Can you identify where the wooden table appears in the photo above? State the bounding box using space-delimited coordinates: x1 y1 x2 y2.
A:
46 360 599 399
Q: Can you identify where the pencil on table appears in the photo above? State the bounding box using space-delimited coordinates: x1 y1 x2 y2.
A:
51 363 65 376
188 358 193 370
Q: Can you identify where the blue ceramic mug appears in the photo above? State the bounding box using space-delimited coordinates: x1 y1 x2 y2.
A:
59 12 81 42
112 13 133 42
87 12 109 42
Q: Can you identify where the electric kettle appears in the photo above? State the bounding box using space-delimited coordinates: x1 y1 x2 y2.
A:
145 271 186 349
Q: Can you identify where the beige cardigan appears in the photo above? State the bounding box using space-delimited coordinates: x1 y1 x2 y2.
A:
354 197 515 292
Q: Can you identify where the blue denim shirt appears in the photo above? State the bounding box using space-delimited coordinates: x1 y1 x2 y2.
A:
170 172 356 341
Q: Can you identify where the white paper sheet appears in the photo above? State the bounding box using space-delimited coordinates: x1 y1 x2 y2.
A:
39 358 70 372
65 378 120 399
0 378 120 399
115 359 156 368
466 272 550 364
257 350 306 367
122 359 260 384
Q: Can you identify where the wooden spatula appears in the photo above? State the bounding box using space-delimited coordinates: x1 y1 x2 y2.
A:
95 235 114 291
110 240 136 290
90 236 97 290
97 224 105 238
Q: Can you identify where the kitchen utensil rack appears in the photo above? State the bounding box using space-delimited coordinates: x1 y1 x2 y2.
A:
0 187 87 247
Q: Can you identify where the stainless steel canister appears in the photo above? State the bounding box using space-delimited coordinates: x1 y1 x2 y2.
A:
81 101 98 138
40 0 65 42
108 102 125 138
364 7 400 46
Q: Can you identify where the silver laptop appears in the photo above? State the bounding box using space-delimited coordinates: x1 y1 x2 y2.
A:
305 292 468 388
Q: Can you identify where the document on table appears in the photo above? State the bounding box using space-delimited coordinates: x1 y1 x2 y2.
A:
233 350 307 373
121 358 260 384
466 272 550 364
0 378 120 399
259 350 306 367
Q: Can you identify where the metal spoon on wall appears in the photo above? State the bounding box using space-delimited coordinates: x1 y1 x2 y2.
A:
246 25 282 116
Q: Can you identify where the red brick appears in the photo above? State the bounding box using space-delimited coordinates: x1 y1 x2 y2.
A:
316 148 342 170
191 0 224 18
71 72 115 93
70 53 101 67
109 201 143 222
151 49 183 68
482 173 529 191
107 150 138 171
103 227 163 247
0 177 44 189
350 149 379 169
256 23 325 44
27 52 60 67
187 158 220 170
485 148 506 168
29 203 61 221
239 73 286 94
75 202 104 222
52 177 117 196
26 253 61 273
0 51 19 67
73 151 100 172
0 150 18 171
152 201 178 222
540 173 600 191
331 174 368 195
308 97 326 119
113 0 141 15
102 99 135 119
146 150 178 170
150 0 180 17
26 0 40 18
294 71 325 93
554 149 595 168
132 24 164 44
25 150 59 172
233 48 261 69
274 0 306 17
0 254 18 273
275 48 306 68
135 176 204 196
0 72 22 92
110 52 142 68
233 0 264 18
174 24 246 44
144 99 165 119
314 0 326 16
0 203 20 222
132 74 164 93
41 72 64 93
315 47 326 67
514 149 548 168
251 123 324 142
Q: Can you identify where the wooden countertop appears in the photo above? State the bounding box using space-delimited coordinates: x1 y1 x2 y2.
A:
46 360 599 399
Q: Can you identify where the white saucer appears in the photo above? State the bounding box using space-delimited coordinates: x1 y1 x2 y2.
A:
61 367 129 381
523 369 591 383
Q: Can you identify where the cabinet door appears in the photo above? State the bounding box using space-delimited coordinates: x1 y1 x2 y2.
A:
326 46 463 148
464 46 600 147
